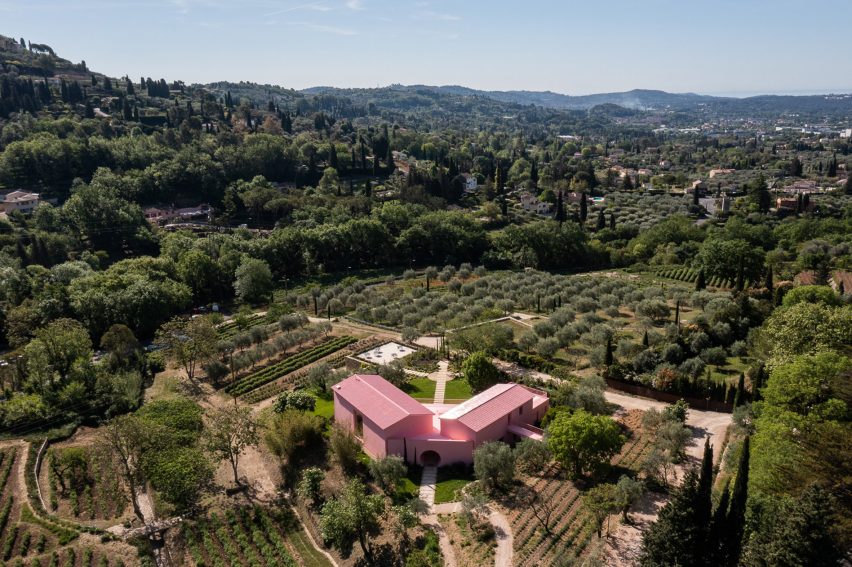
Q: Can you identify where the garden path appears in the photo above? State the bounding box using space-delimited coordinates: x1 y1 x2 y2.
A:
419 465 437 508
488 507 514 567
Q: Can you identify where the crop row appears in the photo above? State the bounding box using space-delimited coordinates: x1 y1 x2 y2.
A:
241 337 385 403
216 314 268 339
225 336 356 396
184 506 301 567
656 267 698 283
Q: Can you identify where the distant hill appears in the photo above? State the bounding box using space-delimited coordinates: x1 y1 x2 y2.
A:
408 86 725 110
303 84 852 119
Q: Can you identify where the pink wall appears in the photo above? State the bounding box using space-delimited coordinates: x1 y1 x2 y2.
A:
334 393 387 459
475 414 512 446
406 438 474 466
439 418 476 442
385 414 435 438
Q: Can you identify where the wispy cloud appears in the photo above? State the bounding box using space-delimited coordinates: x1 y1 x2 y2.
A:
264 2 330 17
289 21 357 35
414 9 460 21
345 0 363 9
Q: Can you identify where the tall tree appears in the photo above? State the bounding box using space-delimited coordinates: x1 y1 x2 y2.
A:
640 468 703 566
204 405 259 485
695 268 706 291
155 316 218 382
721 436 750 566
555 191 566 227
696 438 714 555
319 479 385 563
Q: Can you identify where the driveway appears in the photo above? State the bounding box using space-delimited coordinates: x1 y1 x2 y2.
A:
604 390 731 462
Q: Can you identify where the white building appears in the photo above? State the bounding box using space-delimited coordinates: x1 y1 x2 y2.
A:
0 190 40 214
519 192 553 215
462 173 478 192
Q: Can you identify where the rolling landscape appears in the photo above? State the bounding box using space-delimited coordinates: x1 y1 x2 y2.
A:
0 2 850 566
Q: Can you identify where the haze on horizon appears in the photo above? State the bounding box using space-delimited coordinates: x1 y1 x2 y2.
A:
4 0 852 97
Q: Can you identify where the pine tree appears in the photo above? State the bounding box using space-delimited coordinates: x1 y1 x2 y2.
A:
721 436 750 566
696 269 706 291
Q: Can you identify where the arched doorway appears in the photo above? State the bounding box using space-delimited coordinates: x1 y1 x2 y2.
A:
420 450 441 466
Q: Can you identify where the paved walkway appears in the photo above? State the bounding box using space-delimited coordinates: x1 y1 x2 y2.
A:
430 361 452 404
419 465 437 508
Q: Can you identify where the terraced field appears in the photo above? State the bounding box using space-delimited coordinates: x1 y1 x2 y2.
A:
181 505 331 567
507 424 653 566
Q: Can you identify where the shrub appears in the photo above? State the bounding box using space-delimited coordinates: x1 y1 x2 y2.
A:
273 390 316 413
473 442 515 493
700 346 727 366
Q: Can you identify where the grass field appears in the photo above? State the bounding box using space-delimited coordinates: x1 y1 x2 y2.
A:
435 466 475 504
311 395 335 420
406 378 436 400
444 379 473 400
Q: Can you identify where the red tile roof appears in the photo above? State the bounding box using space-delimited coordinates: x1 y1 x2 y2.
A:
333 374 433 429
440 383 539 432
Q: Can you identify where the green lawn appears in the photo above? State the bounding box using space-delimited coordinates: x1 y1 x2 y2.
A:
435 465 475 503
443 379 473 401
398 466 423 502
405 378 437 400
312 395 334 419
405 378 473 402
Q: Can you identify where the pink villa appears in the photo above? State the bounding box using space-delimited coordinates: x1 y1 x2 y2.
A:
332 374 549 466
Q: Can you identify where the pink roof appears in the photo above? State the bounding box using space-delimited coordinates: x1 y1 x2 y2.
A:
333 374 433 429
439 383 537 432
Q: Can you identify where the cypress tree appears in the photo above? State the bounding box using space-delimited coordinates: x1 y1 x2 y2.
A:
580 192 588 223
640 469 703 566
674 300 680 326
722 436 750 566
696 439 714 552
707 481 730 565
764 266 773 291
845 174 852 196
695 269 706 291
733 373 746 407
596 209 606 231
609 212 616 230
735 259 744 292
555 191 565 227
604 336 613 366
642 330 649 347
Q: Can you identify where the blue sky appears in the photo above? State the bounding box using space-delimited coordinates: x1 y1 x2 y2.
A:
3 0 852 95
